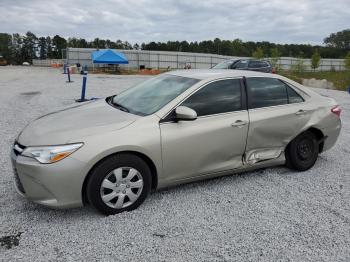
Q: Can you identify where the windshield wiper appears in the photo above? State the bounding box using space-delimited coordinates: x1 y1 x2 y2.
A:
107 96 131 113
109 98 129 112
114 103 129 113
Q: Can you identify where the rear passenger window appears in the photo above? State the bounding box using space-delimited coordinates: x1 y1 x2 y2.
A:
247 77 288 109
181 79 242 116
249 61 263 68
261 62 269 67
286 85 304 103
247 77 304 109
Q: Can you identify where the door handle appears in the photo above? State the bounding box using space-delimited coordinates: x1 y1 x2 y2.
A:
231 120 248 127
295 109 307 116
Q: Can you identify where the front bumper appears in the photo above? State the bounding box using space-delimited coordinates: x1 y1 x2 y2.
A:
10 147 87 209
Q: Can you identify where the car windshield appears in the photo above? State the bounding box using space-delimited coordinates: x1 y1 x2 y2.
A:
212 60 236 69
111 74 199 116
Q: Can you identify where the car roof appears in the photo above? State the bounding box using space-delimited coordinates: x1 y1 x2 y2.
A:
166 69 276 80
220 58 271 64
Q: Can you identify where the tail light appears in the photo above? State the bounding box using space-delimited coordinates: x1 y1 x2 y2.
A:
272 68 276 74
331 105 341 117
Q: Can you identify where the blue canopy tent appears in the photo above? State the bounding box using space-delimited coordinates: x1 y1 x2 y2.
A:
91 49 128 71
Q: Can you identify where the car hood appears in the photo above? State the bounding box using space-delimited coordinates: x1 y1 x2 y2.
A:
18 99 140 146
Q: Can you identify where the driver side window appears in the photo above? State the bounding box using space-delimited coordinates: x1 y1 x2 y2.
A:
181 79 242 117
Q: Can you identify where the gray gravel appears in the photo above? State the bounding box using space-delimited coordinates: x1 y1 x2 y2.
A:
1 66 350 261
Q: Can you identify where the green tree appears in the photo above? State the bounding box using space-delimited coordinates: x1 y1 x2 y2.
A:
324 29 350 50
0 33 12 62
21 31 37 62
46 36 54 58
2 31 350 63
290 57 305 73
269 47 281 69
38 37 47 59
213 38 221 54
123 41 133 50
92 38 107 49
311 50 321 71
105 39 116 49
345 51 350 71
252 47 264 59
231 38 244 56
52 35 67 58
67 37 79 48
10 33 23 64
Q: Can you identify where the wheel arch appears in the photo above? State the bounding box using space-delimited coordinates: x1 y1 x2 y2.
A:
306 127 325 153
286 126 325 153
82 151 158 205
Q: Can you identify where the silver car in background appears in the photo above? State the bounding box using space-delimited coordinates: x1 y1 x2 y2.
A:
11 70 341 215
212 59 274 73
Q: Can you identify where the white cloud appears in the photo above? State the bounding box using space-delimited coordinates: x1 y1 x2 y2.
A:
0 0 349 44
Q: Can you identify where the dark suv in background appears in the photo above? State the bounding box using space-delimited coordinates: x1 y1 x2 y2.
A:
212 59 274 73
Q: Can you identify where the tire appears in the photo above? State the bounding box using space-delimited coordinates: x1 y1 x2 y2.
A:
86 154 152 215
286 131 319 171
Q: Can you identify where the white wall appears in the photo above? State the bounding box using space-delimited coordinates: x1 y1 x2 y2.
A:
62 48 346 71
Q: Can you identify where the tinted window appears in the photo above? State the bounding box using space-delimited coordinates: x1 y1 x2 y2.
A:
287 85 304 103
182 79 242 116
249 61 269 68
234 60 248 69
247 77 288 109
249 61 262 68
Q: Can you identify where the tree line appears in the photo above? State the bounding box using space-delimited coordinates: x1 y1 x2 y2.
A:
0 29 349 64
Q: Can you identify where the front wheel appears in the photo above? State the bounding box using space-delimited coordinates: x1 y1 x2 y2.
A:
86 154 152 215
286 131 319 171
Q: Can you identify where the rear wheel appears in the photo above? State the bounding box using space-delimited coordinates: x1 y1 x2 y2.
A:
87 154 152 215
286 131 319 171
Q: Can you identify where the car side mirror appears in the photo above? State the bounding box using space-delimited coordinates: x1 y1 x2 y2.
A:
175 106 197 121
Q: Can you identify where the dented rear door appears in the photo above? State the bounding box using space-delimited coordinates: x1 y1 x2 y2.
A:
244 77 310 164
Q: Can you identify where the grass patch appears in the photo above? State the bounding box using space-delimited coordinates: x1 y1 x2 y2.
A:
280 71 350 91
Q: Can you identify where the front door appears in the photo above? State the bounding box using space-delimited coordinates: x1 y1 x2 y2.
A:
160 78 249 183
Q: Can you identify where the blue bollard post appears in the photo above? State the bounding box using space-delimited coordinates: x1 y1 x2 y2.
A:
62 64 67 74
66 67 73 83
81 73 87 100
76 71 88 102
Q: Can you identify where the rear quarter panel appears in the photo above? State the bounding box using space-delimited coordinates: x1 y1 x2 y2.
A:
306 94 341 151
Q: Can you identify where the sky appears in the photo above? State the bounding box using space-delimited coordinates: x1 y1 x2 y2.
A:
0 0 349 45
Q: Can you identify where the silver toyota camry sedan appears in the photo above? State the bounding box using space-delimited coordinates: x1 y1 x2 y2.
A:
11 70 341 215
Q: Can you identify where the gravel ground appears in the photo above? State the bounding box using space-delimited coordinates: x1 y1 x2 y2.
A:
0 66 350 261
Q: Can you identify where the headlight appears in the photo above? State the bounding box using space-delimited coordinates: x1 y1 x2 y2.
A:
21 143 83 164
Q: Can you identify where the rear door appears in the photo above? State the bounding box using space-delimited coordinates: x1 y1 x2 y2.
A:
160 78 249 183
244 77 310 164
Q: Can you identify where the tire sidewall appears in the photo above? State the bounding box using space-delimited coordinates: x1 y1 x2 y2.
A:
287 131 319 171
